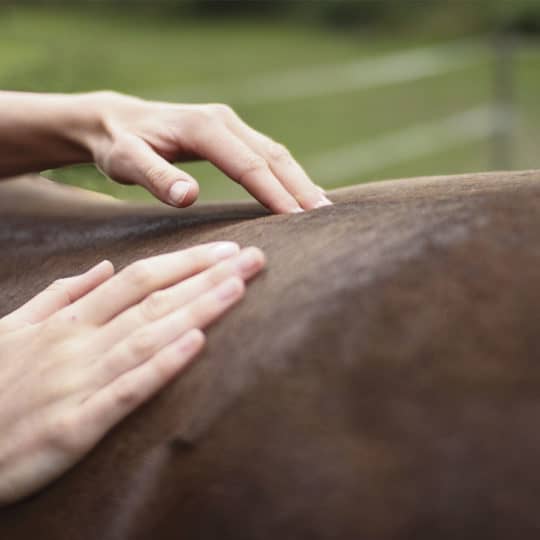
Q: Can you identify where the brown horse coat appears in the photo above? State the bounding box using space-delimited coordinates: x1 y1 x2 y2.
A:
1 170 540 539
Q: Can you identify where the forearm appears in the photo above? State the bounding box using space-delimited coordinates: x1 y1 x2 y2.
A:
0 91 101 178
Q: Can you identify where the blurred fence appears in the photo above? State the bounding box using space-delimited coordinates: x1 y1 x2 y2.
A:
288 38 516 186
148 35 519 187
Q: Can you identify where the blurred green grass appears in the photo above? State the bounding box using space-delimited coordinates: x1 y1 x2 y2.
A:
1 5 539 203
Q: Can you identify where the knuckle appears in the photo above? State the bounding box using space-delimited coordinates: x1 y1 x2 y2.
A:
47 279 71 302
205 267 227 288
129 329 156 359
105 139 136 179
209 103 235 120
140 291 167 321
108 139 131 162
267 141 291 163
113 380 142 409
95 89 122 101
189 249 212 270
180 245 213 272
179 305 199 330
47 412 87 453
148 358 174 384
187 108 217 131
182 109 222 152
240 156 269 181
179 111 199 134
110 152 132 176
123 261 154 289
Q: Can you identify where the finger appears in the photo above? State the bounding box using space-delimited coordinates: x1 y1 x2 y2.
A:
71 242 240 324
94 276 244 384
107 135 199 208
3 261 114 328
221 110 332 210
98 246 265 346
80 329 204 435
191 122 303 214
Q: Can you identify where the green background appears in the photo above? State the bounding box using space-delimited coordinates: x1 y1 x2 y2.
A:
1 2 539 203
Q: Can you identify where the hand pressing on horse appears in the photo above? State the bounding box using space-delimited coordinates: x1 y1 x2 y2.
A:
0 242 265 506
0 91 332 213
91 92 332 212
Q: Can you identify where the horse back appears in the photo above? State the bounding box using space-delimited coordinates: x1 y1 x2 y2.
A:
1 170 540 539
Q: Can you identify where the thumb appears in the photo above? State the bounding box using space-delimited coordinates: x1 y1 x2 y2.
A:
1 261 114 330
103 136 199 207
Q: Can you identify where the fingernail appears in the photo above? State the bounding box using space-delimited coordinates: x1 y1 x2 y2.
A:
237 247 264 273
315 196 333 208
211 242 240 260
168 181 191 206
291 206 304 214
216 277 244 302
316 185 327 194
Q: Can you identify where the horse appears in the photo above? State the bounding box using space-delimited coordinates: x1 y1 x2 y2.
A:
1 169 540 539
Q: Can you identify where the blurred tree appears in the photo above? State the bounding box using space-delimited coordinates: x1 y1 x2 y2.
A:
496 0 540 34
1 0 540 36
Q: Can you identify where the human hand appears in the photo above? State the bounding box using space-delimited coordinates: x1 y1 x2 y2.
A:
0 242 265 505
85 92 332 213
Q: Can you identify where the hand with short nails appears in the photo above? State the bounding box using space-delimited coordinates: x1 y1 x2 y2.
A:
0 242 265 506
0 90 331 213
88 92 333 213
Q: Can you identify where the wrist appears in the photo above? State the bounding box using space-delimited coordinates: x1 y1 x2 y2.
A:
60 92 113 163
74 91 143 163
0 90 122 178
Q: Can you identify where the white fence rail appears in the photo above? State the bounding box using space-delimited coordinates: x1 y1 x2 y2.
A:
155 39 514 185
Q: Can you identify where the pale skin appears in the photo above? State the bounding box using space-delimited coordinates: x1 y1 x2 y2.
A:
0 90 332 212
0 91 330 505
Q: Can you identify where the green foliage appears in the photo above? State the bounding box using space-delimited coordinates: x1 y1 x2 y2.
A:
3 0 540 35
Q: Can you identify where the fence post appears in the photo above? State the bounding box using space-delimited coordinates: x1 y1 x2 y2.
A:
492 31 516 171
